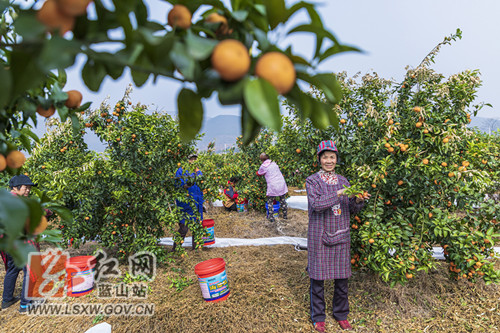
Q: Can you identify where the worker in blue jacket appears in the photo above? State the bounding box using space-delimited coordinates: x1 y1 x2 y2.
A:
172 154 204 251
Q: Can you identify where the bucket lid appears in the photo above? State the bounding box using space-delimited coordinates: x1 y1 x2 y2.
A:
66 256 96 268
202 219 215 227
194 258 225 276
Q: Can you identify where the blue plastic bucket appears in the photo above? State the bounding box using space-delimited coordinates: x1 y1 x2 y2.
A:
265 202 280 219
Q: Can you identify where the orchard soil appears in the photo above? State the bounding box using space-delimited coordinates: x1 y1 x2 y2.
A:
1 202 499 332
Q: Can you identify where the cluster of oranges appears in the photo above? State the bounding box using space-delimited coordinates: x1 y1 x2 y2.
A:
37 0 92 35
36 90 83 118
0 150 26 171
167 5 296 95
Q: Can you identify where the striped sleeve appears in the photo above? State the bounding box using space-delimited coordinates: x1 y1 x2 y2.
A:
306 176 340 212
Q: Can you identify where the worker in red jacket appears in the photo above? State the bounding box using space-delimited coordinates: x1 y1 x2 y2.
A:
223 176 240 211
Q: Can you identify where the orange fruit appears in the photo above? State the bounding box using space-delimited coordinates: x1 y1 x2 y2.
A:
0 154 6 171
37 0 75 35
255 52 296 95
65 90 83 108
177 163 181 167
441 162 447 167
368 238 375 244
371 184 376 188
211 39 250 81
415 122 423 128
55 0 92 16
397 180 403 186
428 212 433 218
406 273 413 279
205 12 231 35
33 216 48 235
167 4 192 29
358 122 364 127
422 158 429 165
413 106 421 112
442 137 449 143
387 147 394 153
295 148 301 154
6 150 26 169
448 172 454 178
36 105 56 118
481 159 487 164
340 119 346 124
388 119 394 125
400 146 406 152
384 143 391 148
423 129 429 134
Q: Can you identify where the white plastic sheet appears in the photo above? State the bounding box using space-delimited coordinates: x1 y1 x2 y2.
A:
85 323 112 333
287 196 308 211
158 237 500 259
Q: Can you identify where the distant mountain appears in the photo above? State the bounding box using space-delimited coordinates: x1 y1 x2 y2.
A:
197 115 240 152
468 116 500 134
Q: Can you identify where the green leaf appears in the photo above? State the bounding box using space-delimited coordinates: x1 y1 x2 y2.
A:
218 77 248 105
45 205 72 222
241 105 261 145
310 99 330 129
24 197 43 234
70 113 81 136
170 42 196 81
0 190 28 241
263 0 286 29
288 24 338 59
12 10 46 40
131 52 151 87
185 30 218 60
231 10 249 22
0 65 12 108
10 50 45 99
37 229 63 244
285 2 322 26
319 44 363 63
285 85 312 120
82 60 107 92
253 28 270 51
178 88 204 142
243 78 281 131
39 36 79 70
314 73 343 104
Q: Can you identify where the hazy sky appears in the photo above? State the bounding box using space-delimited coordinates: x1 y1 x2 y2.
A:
35 0 500 135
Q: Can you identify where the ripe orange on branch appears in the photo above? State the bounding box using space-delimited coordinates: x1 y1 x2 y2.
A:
167 4 192 29
0 154 6 171
205 13 231 35
64 90 83 108
56 0 92 16
6 150 26 169
211 39 250 81
37 0 75 35
36 105 56 118
255 52 296 95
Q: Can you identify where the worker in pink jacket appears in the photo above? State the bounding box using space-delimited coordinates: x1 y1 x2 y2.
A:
256 153 288 222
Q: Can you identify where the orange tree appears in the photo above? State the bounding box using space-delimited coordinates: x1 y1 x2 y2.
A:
1 0 356 263
274 32 499 285
25 92 202 260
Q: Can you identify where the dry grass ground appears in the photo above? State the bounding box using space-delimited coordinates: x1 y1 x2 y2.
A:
0 205 498 333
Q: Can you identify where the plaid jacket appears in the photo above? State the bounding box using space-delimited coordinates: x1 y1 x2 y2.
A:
306 172 365 280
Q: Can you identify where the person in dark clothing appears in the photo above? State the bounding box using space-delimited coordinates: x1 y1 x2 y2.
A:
1 175 41 313
306 140 370 332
